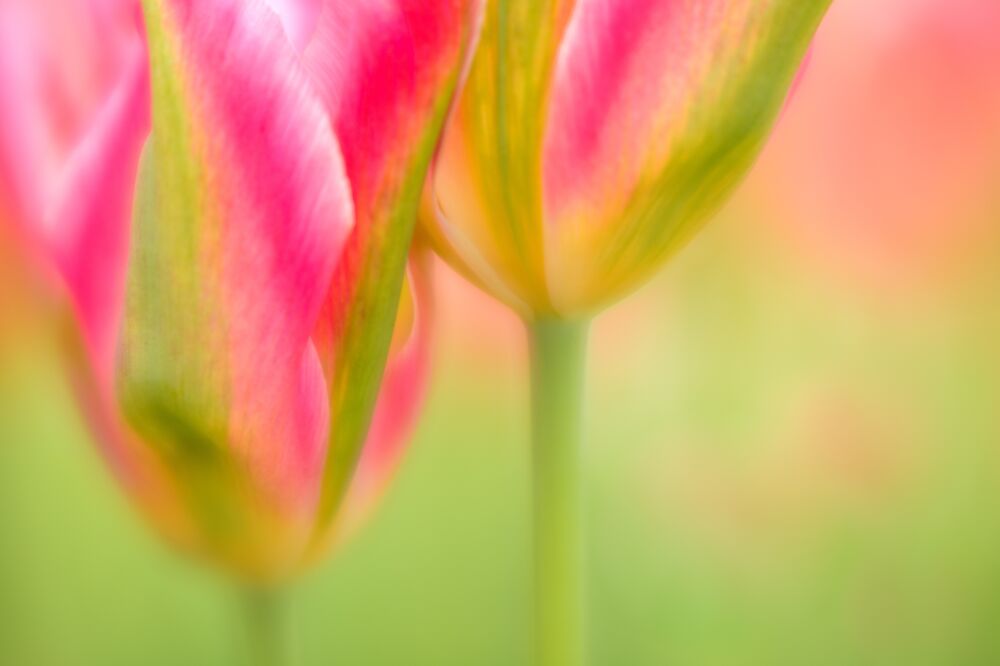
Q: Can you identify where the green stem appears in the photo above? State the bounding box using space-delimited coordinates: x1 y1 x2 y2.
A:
242 586 291 666
529 318 590 666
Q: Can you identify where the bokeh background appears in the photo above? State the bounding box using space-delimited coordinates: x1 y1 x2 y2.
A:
2 0 1000 663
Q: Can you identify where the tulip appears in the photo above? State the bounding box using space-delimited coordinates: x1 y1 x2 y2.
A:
423 2 831 663
0 0 479 591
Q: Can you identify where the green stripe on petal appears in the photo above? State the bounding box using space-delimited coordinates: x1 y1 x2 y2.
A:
428 0 576 316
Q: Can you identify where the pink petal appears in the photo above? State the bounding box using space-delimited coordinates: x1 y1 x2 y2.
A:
303 0 482 217
262 0 321 51
544 0 684 225
47 43 150 387
119 0 353 572
541 0 829 312
0 0 140 232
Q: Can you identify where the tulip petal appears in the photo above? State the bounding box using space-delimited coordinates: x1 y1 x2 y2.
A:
316 253 433 553
0 0 141 258
302 0 481 547
426 0 577 316
46 43 149 387
119 0 353 573
263 0 321 51
542 0 831 313
0 0 153 492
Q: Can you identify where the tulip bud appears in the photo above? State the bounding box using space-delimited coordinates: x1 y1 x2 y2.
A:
424 0 831 318
0 0 481 580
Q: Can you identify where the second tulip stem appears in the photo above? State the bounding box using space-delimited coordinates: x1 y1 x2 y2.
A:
242 585 291 666
529 317 590 666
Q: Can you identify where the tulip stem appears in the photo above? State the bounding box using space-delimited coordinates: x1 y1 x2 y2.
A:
529 317 590 666
242 586 292 666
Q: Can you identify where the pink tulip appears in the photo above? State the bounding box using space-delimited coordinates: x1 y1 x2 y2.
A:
424 0 831 319
0 0 480 580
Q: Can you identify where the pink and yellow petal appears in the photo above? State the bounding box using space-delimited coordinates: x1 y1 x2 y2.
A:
120 0 353 577
303 0 481 217
428 0 576 316
542 0 831 314
303 0 481 550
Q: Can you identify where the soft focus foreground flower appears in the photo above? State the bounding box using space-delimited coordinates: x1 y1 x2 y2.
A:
423 0 831 319
0 0 141 354
0 0 479 580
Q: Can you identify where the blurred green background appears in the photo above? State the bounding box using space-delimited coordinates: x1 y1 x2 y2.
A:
3 0 1000 663
3 201 1000 664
